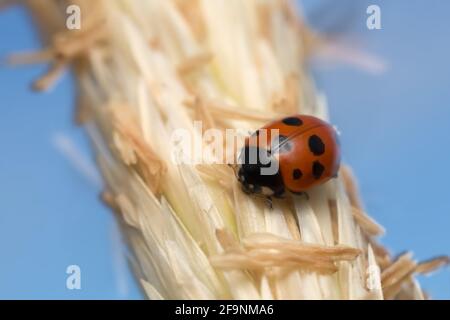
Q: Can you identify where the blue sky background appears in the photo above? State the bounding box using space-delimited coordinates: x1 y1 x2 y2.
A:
0 1 449 299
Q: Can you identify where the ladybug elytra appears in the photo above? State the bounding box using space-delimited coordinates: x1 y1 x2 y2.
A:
237 115 341 200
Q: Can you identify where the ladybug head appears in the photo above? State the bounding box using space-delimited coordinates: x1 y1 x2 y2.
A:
237 145 284 197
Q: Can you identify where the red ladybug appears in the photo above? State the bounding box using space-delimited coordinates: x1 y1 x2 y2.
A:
237 115 341 200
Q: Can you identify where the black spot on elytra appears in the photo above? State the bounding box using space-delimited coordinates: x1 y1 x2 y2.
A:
282 117 303 126
272 135 292 153
312 161 325 179
292 169 303 180
308 135 325 156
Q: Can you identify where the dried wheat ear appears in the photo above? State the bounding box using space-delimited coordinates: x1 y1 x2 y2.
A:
8 0 448 299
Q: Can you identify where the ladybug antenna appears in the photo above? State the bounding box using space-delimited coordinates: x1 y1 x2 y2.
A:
227 163 239 179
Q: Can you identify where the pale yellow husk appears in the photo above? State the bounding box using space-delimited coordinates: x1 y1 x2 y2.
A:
11 0 448 299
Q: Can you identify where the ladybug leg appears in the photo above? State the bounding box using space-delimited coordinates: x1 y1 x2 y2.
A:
264 196 273 209
272 187 285 199
228 163 240 179
241 188 273 209
289 190 310 200
241 185 251 195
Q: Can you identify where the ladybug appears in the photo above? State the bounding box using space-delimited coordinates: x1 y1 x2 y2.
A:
237 115 341 201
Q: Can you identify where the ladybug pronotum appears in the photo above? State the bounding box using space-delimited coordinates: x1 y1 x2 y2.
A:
237 115 341 201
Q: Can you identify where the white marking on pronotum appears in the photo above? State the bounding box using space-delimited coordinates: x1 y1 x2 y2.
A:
52 132 102 188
